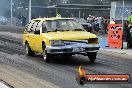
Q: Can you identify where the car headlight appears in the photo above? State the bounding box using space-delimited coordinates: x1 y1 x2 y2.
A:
50 40 64 46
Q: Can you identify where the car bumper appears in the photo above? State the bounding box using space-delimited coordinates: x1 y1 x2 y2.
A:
46 44 99 54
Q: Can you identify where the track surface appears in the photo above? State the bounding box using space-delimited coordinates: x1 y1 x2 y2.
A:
0 26 132 88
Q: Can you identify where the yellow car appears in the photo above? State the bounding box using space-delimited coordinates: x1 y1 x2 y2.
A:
23 17 99 63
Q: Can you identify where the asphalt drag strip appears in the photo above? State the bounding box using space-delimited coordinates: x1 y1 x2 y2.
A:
0 79 14 88
0 29 132 88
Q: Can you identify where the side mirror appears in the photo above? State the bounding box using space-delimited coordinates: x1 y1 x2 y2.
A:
34 30 40 35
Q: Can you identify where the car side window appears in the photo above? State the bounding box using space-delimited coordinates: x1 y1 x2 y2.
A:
36 21 41 31
30 21 37 33
42 22 47 33
26 21 35 32
34 21 41 35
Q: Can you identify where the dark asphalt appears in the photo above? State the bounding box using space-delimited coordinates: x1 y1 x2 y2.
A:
0 26 132 88
0 25 24 34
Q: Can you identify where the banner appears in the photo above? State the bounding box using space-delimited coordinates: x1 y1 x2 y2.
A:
108 24 123 48
76 66 131 85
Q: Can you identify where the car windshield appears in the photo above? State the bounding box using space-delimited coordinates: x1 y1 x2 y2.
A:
43 19 83 32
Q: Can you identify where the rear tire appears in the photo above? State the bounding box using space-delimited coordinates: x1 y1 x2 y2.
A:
87 52 97 63
25 43 35 56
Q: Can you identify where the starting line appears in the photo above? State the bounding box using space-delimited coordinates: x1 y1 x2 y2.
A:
0 80 13 88
0 82 10 88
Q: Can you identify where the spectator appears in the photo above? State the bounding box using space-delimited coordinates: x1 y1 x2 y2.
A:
21 15 27 26
103 20 108 34
128 11 132 24
110 18 115 24
123 21 131 48
99 17 104 33
127 11 132 48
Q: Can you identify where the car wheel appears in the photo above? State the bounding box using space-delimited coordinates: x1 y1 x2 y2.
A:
43 48 51 63
87 52 97 63
25 43 35 56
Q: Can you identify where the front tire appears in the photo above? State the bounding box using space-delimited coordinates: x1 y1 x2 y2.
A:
43 47 51 63
25 43 35 56
87 52 97 63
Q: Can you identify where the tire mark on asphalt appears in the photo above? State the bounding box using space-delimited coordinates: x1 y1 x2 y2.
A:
0 33 132 88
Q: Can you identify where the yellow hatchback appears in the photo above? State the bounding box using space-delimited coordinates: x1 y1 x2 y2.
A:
23 17 99 63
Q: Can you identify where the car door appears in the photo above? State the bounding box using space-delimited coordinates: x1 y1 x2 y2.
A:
33 20 43 53
27 21 36 50
24 20 35 48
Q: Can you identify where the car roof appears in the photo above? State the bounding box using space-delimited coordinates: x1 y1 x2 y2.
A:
32 17 74 21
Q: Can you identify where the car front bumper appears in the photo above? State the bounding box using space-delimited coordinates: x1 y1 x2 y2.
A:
46 44 99 54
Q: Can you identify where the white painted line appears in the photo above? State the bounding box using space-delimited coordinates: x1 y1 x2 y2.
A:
0 82 10 88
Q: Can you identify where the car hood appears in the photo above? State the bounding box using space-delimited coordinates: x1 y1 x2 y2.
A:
43 31 97 40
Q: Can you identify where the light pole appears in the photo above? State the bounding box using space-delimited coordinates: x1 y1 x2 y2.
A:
11 0 13 25
122 0 124 26
29 0 31 22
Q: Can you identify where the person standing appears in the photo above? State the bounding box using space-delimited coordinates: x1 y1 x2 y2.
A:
123 21 131 48
128 12 132 24
21 15 26 26
127 12 132 48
